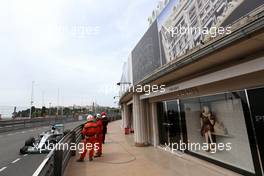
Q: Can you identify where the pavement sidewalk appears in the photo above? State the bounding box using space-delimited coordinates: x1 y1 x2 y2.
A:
64 120 239 176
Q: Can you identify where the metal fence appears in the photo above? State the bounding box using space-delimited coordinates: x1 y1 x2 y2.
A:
33 115 121 176
0 116 81 133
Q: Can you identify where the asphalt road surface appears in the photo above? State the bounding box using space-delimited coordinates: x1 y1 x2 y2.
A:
0 120 85 176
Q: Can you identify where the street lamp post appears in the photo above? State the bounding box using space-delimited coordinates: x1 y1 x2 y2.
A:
29 81 35 119
49 102 52 117
116 82 131 86
57 88 60 117
113 96 120 99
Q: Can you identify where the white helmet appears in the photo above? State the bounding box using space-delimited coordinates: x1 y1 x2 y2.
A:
96 113 101 119
87 115 94 121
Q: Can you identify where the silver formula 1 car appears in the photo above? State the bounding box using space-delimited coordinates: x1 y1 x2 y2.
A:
20 124 70 154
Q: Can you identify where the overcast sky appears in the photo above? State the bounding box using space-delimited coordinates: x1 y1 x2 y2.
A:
0 0 158 108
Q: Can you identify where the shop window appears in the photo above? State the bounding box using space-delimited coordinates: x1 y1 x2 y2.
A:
180 92 255 173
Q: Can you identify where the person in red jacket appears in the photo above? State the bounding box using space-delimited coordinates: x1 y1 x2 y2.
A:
95 113 103 157
77 115 97 162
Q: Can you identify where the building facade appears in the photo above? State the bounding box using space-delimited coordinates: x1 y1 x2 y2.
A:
119 1 264 175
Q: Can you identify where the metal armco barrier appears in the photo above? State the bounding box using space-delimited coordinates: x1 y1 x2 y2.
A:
0 116 80 133
33 115 121 176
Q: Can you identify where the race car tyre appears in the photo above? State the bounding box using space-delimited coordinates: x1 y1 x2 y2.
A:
45 139 57 148
20 146 28 154
25 137 35 146
63 129 71 136
49 139 57 144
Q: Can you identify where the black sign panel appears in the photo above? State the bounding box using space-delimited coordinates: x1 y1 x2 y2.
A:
131 21 161 84
247 87 264 170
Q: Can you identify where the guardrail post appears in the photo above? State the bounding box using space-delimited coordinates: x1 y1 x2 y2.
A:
71 131 76 156
54 149 63 176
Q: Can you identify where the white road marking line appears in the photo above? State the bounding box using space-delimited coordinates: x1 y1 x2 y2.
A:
11 158 21 163
21 131 25 133
0 167 7 172
7 133 13 136
23 154 28 157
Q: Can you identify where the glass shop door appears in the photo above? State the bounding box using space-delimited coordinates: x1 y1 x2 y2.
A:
247 87 264 172
157 101 182 146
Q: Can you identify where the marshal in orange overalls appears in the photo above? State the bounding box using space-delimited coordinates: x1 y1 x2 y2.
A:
79 120 98 161
96 118 103 157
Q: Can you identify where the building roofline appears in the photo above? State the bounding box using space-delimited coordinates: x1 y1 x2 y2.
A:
119 6 264 103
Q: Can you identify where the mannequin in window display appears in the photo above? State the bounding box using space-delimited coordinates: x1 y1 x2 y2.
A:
200 106 216 152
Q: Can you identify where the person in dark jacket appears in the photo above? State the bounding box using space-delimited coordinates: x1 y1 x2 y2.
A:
95 113 103 157
101 112 109 144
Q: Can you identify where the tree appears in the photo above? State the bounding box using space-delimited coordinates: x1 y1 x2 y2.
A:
31 106 36 118
41 106 47 117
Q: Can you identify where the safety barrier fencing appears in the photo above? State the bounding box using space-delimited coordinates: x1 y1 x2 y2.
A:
33 115 121 176
0 116 82 133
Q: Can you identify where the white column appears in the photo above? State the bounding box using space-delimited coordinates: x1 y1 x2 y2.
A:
121 105 125 128
123 104 129 128
150 102 159 147
133 93 149 146
121 104 130 129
